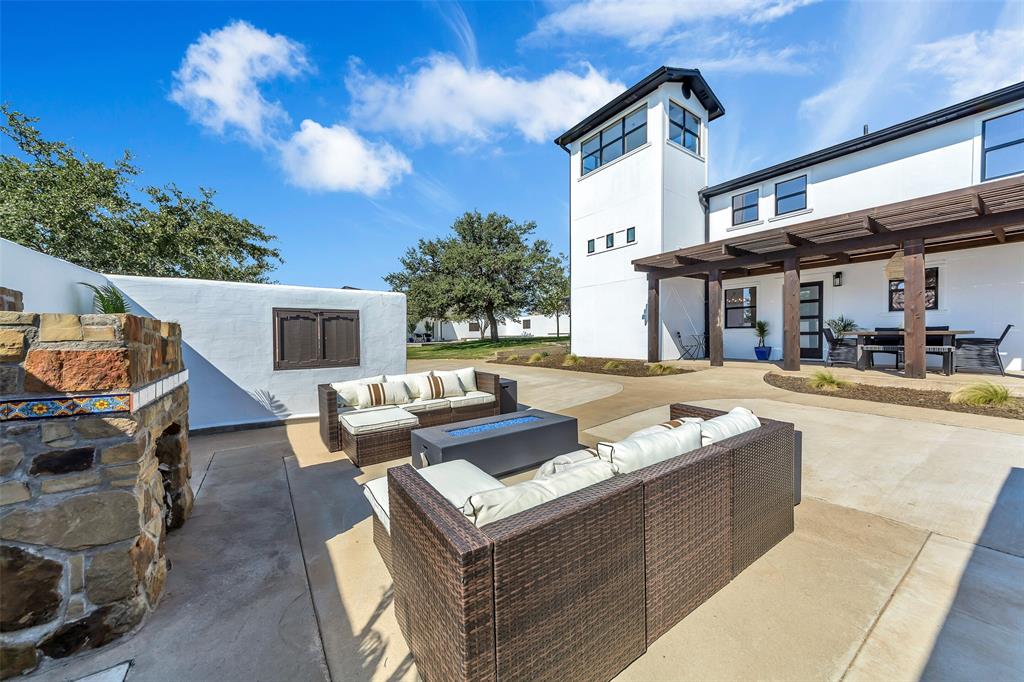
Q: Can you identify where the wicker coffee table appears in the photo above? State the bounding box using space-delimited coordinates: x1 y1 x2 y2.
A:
410 409 579 476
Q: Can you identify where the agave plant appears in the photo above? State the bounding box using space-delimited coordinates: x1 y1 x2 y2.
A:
825 315 859 341
80 282 130 314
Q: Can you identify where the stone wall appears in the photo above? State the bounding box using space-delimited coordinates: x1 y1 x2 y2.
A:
0 313 191 678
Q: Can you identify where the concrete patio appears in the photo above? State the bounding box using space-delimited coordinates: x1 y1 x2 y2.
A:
35 361 1024 682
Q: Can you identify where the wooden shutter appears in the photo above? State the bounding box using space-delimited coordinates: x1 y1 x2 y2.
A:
274 310 319 369
321 310 360 367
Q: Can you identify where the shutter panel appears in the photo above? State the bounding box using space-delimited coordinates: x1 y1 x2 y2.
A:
321 310 360 366
275 310 319 369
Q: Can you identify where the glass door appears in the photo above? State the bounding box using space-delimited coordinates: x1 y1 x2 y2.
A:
800 282 824 360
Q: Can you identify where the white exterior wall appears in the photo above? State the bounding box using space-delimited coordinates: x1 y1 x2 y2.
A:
569 83 708 359
707 100 1024 240
0 238 111 313
110 276 406 429
666 244 1023 370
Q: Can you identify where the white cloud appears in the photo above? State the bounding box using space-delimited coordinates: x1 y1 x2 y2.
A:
170 20 310 144
278 120 412 194
433 1 478 68
346 55 624 145
530 0 818 48
682 43 814 76
909 27 1024 100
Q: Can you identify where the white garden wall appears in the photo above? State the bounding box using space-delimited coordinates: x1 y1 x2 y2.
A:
110 275 406 429
0 238 111 313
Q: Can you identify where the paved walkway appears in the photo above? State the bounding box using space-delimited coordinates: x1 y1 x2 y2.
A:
40 361 1023 681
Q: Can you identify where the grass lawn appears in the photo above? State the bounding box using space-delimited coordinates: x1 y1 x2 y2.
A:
407 336 570 360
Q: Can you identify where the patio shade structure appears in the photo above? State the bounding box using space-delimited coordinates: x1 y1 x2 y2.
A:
634 177 1024 378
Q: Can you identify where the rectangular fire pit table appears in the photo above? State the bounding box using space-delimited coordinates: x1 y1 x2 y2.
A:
411 409 580 477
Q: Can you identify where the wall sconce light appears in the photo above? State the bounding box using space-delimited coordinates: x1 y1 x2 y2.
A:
833 271 843 287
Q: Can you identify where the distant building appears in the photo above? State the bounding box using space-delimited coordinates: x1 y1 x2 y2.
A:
411 313 570 341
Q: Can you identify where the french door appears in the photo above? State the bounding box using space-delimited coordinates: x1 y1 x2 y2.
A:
799 282 824 360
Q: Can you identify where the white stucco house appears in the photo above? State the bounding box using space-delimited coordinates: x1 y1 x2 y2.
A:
556 67 1024 374
411 313 570 341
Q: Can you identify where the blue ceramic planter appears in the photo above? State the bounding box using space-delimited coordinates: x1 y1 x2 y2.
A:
754 346 772 361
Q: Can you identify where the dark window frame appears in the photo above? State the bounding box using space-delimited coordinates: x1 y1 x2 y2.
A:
732 189 759 226
668 100 701 155
888 267 939 312
587 238 595 254
626 226 636 243
724 287 757 329
981 108 1024 181
468 321 481 332
521 319 531 330
580 106 648 176
775 175 808 216
606 233 614 248
273 308 360 371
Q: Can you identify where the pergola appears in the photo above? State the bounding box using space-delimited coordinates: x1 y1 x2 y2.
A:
633 177 1024 378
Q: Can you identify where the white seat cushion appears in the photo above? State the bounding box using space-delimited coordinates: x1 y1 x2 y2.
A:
403 397 451 413
330 375 384 408
463 459 615 528
533 448 598 480
385 372 430 399
363 459 503 534
626 417 704 440
340 406 418 435
699 407 760 446
447 391 495 409
596 422 703 474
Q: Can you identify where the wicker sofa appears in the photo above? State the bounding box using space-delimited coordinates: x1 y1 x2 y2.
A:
374 403 795 681
318 370 500 467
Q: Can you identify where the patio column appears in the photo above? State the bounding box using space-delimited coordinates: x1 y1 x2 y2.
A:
903 239 927 378
783 256 801 371
708 268 723 366
647 272 660 362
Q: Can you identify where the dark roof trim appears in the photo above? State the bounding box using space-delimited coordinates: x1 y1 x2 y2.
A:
703 81 1024 198
554 66 725 148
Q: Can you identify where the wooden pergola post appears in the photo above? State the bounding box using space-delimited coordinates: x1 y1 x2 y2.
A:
708 269 723 366
903 239 926 378
783 256 801 371
647 272 660 362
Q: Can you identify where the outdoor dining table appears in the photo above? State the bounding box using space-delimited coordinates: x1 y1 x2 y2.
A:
848 329 974 374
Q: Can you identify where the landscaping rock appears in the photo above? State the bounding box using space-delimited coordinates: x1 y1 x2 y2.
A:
30 447 95 475
0 491 140 550
0 545 62 632
23 348 131 393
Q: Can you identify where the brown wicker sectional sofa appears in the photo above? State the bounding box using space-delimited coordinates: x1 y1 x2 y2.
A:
375 403 795 681
318 370 500 467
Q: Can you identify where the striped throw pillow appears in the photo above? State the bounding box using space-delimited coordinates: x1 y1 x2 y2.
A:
416 373 463 399
355 381 409 409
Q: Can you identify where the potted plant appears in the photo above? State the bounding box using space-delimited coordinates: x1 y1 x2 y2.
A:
754 320 771 361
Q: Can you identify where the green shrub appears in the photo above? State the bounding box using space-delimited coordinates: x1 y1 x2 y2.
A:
80 282 129 313
562 353 581 367
950 382 1011 406
505 354 519 362
602 360 624 371
527 352 544 364
808 370 849 391
539 351 550 358
647 363 673 375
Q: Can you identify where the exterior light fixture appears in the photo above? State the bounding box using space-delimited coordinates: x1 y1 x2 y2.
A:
833 271 843 287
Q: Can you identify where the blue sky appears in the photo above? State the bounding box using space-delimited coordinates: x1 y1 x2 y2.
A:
3 1 1022 289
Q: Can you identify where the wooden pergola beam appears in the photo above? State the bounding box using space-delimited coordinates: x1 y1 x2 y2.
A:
723 244 757 257
903 240 926 379
784 232 815 247
863 216 887 234
972 194 987 216
782 256 801 371
708 269 723 367
674 254 703 265
829 252 851 264
993 226 1007 243
647 273 660 362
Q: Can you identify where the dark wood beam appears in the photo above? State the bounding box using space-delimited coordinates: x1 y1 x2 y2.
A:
992 226 1006 243
708 269 723 367
829 253 851 264
782 256 801 371
784 232 815 247
863 216 887 234
723 244 757 257
647 273 660 362
674 254 703 265
653 209 1024 278
971 194 987 216
903 240 926 379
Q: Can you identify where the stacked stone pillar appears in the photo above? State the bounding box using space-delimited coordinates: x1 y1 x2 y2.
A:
0 310 192 678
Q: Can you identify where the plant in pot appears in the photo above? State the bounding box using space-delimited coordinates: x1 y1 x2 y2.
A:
753 320 772 361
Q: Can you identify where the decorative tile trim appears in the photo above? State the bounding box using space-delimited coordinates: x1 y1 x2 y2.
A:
1 394 130 421
0 370 189 421
130 369 189 412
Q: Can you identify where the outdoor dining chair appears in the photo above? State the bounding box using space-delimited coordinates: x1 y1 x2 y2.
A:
823 328 857 367
956 324 1014 375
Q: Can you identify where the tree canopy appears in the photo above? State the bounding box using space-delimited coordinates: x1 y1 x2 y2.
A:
0 105 282 282
385 211 563 341
533 254 570 336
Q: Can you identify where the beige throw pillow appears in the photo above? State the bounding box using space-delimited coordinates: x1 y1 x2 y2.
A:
453 367 478 392
330 375 384 407
464 459 614 527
